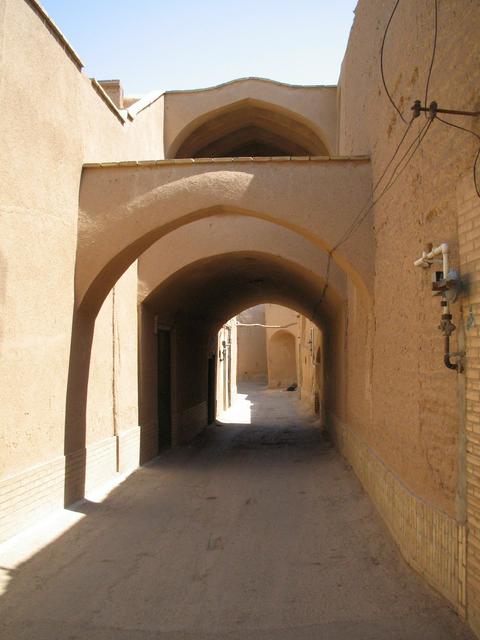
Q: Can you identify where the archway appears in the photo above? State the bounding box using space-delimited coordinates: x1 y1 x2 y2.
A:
67 154 373 504
171 100 330 158
77 158 373 314
138 249 339 451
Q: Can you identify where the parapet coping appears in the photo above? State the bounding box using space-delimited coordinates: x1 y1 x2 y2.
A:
84 155 370 168
125 78 337 119
23 2 337 128
25 0 84 70
162 77 337 95
90 79 133 124
127 90 164 118
25 1 132 126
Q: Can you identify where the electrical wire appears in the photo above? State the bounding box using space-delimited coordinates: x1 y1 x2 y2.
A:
372 117 415 192
436 116 480 198
314 0 443 317
424 0 438 115
380 0 407 123
334 118 430 251
311 118 433 316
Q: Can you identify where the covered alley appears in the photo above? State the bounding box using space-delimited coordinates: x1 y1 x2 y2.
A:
3 0 480 636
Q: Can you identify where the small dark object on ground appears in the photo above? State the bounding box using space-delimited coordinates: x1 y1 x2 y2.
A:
286 383 297 391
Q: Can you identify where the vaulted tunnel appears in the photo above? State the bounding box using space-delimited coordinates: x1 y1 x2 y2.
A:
170 100 330 158
139 250 345 450
69 157 372 504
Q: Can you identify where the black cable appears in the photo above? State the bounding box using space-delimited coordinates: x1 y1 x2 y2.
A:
313 0 441 317
424 0 438 116
436 116 480 198
312 252 332 318
372 117 414 192
334 118 430 251
380 0 408 124
312 119 433 316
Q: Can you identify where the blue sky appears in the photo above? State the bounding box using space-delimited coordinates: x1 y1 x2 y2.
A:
40 0 358 96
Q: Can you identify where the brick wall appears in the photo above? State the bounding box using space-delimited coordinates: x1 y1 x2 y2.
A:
172 401 208 446
0 428 146 544
332 412 466 613
458 175 480 633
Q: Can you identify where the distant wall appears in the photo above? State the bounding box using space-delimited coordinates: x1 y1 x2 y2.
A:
237 306 268 383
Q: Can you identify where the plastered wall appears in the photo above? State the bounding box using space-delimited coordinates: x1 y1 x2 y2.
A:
333 0 480 619
237 306 268 383
0 0 166 539
338 0 480 521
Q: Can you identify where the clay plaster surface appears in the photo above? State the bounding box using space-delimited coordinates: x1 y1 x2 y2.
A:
163 78 338 158
78 158 372 313
338 0 480 516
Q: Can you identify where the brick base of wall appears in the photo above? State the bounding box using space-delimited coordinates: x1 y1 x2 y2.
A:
0 426 148 544
329 413 466 614
172 401 208 446
117 426 141 474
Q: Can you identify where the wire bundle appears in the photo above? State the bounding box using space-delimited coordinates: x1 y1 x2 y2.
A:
312 0 479 317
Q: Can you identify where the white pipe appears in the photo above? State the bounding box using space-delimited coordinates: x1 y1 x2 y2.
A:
414 243 449 277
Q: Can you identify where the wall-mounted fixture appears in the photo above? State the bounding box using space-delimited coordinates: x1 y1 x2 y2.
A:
414 243 464 372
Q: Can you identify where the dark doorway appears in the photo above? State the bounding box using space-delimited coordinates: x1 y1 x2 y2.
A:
207 355 216 424
157 329 171 449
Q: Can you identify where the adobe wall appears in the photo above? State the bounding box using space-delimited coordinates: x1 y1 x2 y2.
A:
457 176 480 632
297 317 323 417
2 3 478 632
237 306 268 383
264 305 299 389
335 0 480 615
0 0 166 541
163 79 338 157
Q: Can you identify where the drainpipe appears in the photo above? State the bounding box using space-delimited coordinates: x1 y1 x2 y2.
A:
414 243 464 373
439 300 461 371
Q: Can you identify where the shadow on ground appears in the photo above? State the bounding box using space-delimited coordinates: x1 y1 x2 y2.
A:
0 385 473 640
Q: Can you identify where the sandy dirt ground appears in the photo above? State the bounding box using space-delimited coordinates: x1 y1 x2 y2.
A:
0 384 474 639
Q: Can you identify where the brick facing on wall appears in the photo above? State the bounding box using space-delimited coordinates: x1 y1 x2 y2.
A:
333 413 466 614
0 428 145 545
458 176 480 634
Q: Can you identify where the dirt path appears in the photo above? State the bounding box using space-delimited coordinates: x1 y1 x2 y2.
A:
0 384 474 639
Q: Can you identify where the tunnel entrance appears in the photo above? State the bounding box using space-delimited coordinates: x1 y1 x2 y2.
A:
136 247 342 455
215 304 323 426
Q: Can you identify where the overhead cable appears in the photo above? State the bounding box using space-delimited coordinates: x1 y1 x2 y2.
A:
424 0 438 114
436 116 480 198
380 0 407 123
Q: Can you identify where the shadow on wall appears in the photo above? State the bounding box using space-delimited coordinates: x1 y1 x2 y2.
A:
63 312 94 505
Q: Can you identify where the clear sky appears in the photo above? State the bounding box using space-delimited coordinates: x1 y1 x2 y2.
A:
40 0 358 96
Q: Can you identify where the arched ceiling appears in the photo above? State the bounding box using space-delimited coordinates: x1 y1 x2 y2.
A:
143 251 342 333
138 215 347 305
173 103 329 158
163 79 338 157
77 159 373 315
